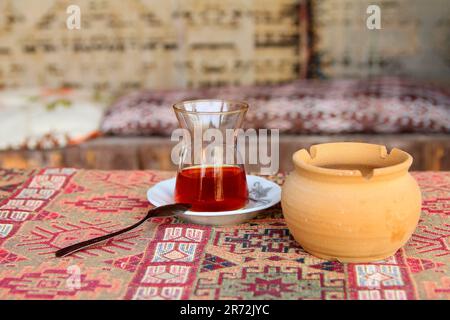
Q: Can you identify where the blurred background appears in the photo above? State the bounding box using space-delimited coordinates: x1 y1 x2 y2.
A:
0 0 449 172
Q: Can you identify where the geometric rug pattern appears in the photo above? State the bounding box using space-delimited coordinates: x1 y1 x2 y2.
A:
0 169 448 300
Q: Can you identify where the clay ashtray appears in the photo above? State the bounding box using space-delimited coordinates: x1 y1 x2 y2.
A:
281 142 421 263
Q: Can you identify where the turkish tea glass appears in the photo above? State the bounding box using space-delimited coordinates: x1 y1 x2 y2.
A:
173 99 249 212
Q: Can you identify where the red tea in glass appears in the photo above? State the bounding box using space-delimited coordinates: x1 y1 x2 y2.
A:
175 165 248 212
173 100 249 212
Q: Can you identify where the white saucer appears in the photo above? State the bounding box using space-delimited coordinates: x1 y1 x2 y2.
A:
147 175 281 225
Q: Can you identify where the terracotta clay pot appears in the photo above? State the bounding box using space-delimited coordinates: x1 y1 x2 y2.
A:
281 142 421 263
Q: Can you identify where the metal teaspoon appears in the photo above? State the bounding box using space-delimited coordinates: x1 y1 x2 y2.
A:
55 203 191 258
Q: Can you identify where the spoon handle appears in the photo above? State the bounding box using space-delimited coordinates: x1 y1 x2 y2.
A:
55 215 149 257
55 203 191 258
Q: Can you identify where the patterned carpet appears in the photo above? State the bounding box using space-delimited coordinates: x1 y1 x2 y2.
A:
0 169 448 300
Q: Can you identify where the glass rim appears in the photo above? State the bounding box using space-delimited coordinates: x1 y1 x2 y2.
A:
173 99 249 115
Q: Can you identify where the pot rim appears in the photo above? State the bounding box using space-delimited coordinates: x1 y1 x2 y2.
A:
293 142 413 179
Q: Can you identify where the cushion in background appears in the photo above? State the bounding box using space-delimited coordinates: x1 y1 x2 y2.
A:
0 88 108 150
100 77 450 136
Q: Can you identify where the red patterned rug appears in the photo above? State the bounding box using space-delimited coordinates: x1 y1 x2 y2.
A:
0 169 448 300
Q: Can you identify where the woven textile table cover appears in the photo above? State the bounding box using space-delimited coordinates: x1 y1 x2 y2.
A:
0 169 448 300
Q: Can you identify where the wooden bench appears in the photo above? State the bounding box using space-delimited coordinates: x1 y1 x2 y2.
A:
1 134 448 172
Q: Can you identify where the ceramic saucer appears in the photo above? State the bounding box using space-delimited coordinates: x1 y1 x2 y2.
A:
147 175 281 226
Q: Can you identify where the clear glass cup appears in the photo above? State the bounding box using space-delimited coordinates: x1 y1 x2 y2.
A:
173 99 249 212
